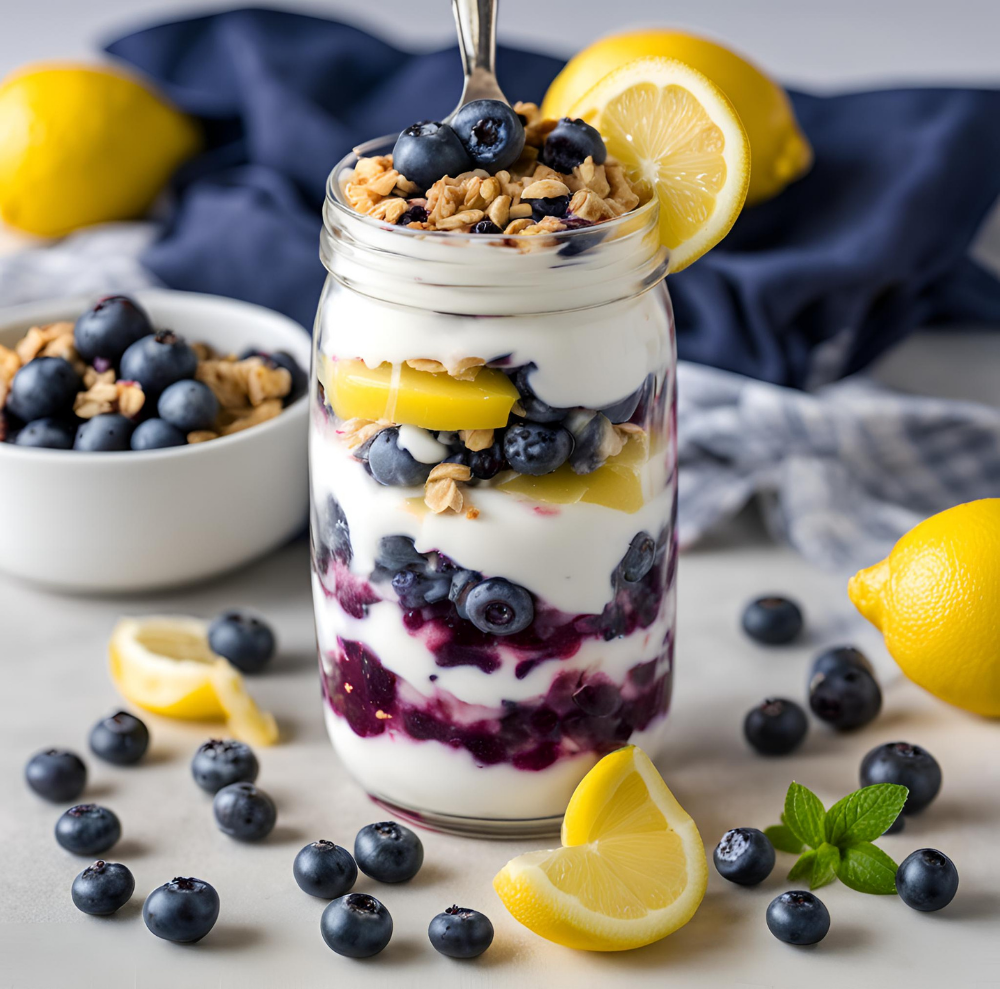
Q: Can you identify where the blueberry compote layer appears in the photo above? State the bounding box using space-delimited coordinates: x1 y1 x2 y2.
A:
313 509 676 771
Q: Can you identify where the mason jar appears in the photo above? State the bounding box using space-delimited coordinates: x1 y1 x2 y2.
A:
309 138 677 838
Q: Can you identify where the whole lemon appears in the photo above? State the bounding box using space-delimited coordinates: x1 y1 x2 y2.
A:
0 63 200 237
849 499 1000 717
541 30 812 206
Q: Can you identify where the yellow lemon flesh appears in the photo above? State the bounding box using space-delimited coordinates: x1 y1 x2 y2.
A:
494 746 707 951
322 357 520 431
109 616 279 745
568 57 749 272
849 498 1000 717
0 63 200 237
498 433 648 513
543 30 811 205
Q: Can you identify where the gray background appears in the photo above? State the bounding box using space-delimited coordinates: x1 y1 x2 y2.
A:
1 0 999 88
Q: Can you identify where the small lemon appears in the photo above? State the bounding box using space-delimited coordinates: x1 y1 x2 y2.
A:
0 63 200 237
542 30 811 205
849 498 1000 717
494 746 707 951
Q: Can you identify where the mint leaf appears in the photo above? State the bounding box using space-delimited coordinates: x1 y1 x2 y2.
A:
783 783 827 848
837 841 899 894
787 849 816 883
811 843 841 890
765 824 804 855
825 784 908 845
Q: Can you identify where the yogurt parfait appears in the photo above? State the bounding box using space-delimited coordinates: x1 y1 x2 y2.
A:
310 85 745 835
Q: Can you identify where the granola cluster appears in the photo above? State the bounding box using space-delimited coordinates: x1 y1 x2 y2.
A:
344 103 641 236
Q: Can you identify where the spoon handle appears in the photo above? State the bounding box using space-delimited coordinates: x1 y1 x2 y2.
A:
450 0 508 111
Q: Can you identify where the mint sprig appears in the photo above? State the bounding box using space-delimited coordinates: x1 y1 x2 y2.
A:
765 782 907 894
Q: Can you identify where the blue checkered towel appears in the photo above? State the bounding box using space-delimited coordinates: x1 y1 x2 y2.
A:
677 362 1000 569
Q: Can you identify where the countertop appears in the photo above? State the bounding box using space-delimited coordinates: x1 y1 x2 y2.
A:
2 512 998 989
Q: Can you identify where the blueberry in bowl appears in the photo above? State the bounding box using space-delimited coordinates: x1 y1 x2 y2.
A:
74 413 134 451
14 417 75 449
130 418 186 450
74 295 152 365
158 379 219 433
119 330 198 398
6 356 81 422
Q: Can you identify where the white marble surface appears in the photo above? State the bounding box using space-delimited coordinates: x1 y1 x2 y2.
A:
1 516 998 988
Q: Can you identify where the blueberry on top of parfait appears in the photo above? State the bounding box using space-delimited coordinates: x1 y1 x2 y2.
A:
540 117 607 173
451 99 526 173
392 121 472 195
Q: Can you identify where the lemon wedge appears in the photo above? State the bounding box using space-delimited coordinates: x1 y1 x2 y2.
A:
568 57 750 272
494 746 707 950
109 616 279 746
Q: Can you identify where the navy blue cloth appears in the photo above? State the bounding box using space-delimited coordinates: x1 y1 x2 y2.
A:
106 9 1000 387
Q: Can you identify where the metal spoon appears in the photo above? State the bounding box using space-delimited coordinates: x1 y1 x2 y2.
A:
446 0 508 121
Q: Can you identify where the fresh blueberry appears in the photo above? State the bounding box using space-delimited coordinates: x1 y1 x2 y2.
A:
563 409 619 474
25 749 87 802
451 99 525 173
766 890 830 945
600 376 650 424
895 849 959 911
13 417 75 449
392 121 472 194
473 219 502 234
74 295 152 364
143 877 220 943
367 426 436 486
397 204 429 226
375 534 427 573
428 905 494 958
74 413 133 451
321 893 393 958
741 596 804 645
119 330 198 397
744 698 808 756
392 569 452 608
504 421 573 475
354 821 424 883
859 742 942 814
540 117 607 173
89 711 149 766
465 577 534 636
446 438 506 479
213 781 277 841
511 365 570 423
525 194 570 220
448 569 482 619
131 418 187 450
810 645 874 680
269 351 308 403
208 611 276 673
293 840 358 899
6 357 81 422
71 860 135 915
714 828 776 886
157 379 218 433
191 739 259 794
620 532 656 583
55 804 121 855
809 665 882 731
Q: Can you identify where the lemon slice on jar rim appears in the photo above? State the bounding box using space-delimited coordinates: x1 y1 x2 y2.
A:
568 56 751 272
494 745 707 951
108 616 279 746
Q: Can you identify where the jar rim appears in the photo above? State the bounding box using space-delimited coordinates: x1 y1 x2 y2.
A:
324 132 659 242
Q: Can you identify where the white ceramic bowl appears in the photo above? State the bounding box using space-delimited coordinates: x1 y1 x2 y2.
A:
0 289 310 592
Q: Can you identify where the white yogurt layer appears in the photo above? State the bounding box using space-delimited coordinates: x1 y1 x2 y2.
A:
325 704 670 819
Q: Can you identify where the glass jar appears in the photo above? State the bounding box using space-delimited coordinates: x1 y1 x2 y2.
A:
309 138 677 838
